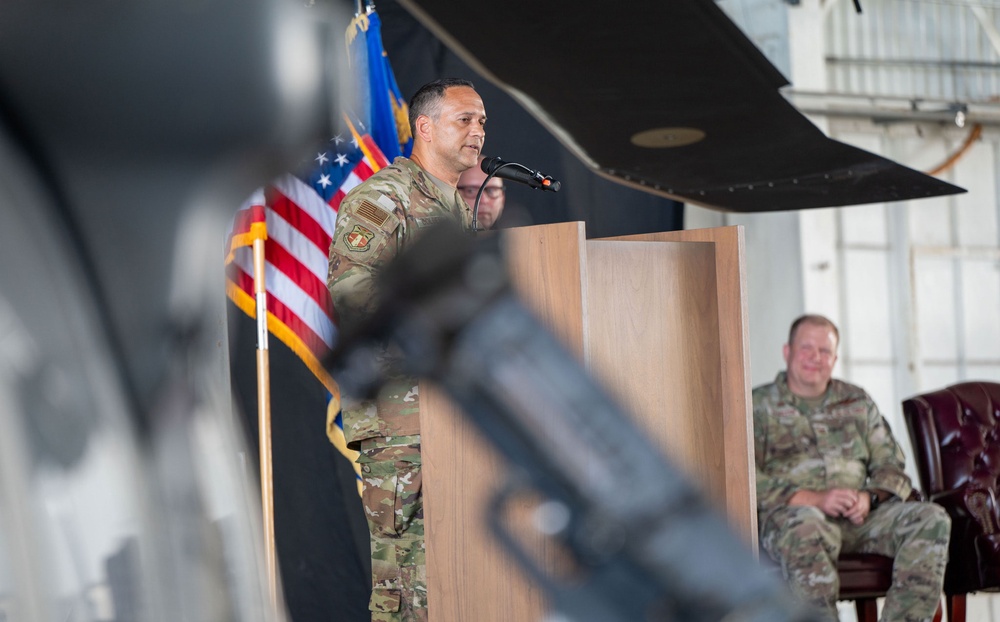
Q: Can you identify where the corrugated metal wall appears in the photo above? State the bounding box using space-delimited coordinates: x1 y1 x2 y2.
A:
826 0 1000 102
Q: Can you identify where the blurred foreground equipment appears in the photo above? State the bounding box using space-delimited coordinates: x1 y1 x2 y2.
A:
328 223 818 622
0 1 349 620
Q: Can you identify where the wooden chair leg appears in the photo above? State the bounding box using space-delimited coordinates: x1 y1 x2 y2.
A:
854 597 879 622
946 593 966 622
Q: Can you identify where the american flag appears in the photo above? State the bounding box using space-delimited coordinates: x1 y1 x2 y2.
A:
225 125 390 402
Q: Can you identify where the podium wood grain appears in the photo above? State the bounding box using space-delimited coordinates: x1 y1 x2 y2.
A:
421 223 755 621
606 226 756 543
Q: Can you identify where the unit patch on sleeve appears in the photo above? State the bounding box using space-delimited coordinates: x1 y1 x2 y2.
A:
344 224 375 251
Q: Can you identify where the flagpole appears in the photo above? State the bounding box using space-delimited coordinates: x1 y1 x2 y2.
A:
252 235 279 617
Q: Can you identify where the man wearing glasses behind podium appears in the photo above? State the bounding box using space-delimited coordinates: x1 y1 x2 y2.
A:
457 155 505 230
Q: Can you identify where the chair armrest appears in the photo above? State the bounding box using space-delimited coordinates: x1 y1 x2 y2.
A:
931 486 1000 536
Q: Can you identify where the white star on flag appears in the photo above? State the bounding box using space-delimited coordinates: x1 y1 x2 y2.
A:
334 153 349 167
317 174 332 188
315 152 329 165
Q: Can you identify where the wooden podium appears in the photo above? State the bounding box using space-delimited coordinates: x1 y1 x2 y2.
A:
420 222 756 621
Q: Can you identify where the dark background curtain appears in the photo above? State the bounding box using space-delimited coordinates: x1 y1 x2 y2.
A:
229 307 372 622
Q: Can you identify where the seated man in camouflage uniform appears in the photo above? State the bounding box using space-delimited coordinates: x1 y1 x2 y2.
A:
327 78 483 621
754 314 950 622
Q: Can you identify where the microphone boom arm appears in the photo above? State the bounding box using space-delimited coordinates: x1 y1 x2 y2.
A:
481 156 562 192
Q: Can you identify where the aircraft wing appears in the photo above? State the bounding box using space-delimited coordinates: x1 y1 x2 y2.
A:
397 0 964 211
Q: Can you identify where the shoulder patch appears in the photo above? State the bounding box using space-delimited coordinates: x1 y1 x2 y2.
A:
344 224 375 251
354 193 398 229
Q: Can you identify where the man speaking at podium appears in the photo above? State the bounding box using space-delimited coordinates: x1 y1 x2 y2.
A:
327 78 484 622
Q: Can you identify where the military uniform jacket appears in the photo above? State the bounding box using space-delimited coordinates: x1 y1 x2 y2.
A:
753 372 913 524
327 157 472 447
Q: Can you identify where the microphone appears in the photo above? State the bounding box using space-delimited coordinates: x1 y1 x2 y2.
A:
481 157 561 192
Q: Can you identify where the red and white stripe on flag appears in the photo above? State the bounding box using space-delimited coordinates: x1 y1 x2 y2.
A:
225 129 387 394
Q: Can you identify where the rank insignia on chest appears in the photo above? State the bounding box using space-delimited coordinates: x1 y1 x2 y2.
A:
345 225 375 251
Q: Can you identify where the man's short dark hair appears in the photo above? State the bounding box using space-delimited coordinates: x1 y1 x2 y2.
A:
408 78 475 134
788 314 840 348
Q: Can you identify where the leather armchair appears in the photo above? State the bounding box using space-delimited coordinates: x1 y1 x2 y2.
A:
903 381 1000 622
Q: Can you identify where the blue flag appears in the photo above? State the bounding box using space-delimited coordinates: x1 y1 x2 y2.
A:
347 9 412 160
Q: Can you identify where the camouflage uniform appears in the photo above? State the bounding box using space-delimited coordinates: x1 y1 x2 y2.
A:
328 157 472 621
754 372 950 622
